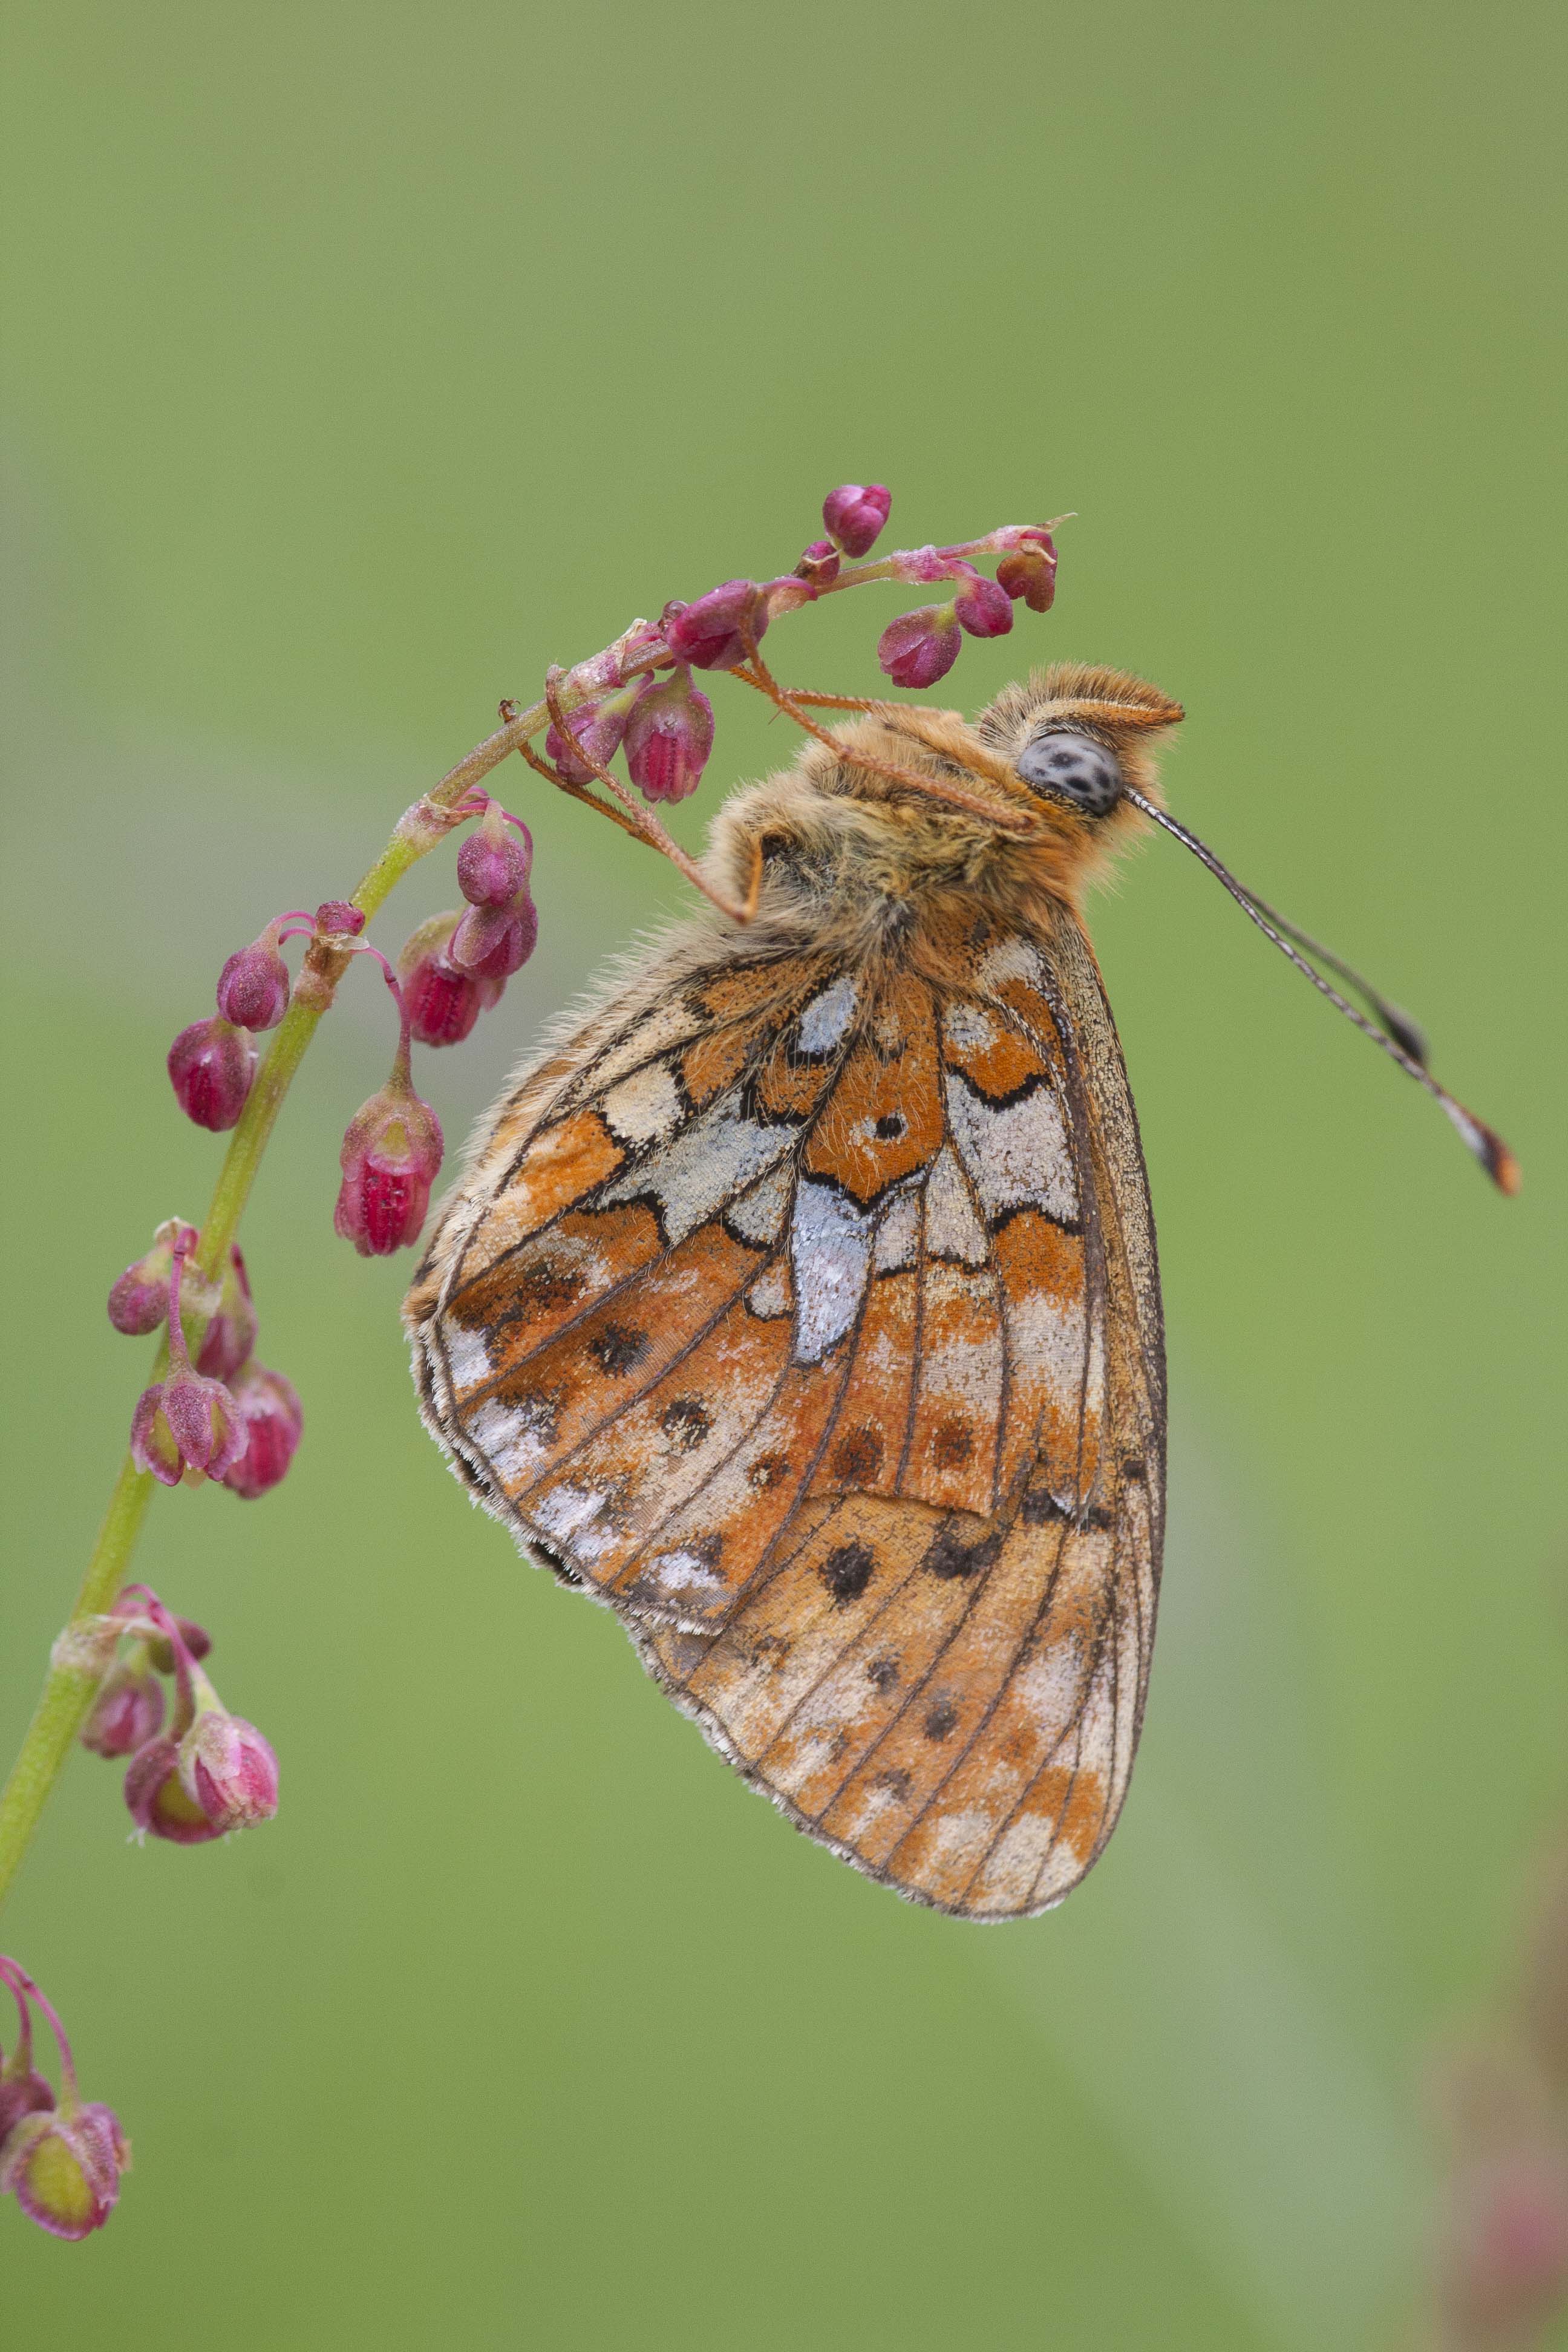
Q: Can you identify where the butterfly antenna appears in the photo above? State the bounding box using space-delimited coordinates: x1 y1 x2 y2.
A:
1120 785 1520 1194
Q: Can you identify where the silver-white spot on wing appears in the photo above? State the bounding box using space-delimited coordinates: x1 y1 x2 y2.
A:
444 1325 492 1391
922 1146 988 1266
944 1073 1077 1224
725 1161 794 1247
796 973 859 1054
596 1087 795 1244
601 1059 683 1146
790 1177 875 1363
873 1185 920 1273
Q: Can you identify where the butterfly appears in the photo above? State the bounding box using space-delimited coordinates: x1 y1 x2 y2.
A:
405 661 1516 1919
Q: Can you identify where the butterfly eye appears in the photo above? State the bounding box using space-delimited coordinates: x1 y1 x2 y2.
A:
1016 731 1122 816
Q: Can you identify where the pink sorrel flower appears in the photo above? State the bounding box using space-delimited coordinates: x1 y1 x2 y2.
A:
80 1662 165 1759
179 1711 279 1832
193 1244 257 1382
793 539 841 590
877 603 962 689
167 1018 256 1132
334 979 444 1257
456 805 532 908
822 483 891 558
398 913 496 1048
544 683 642 784
220 1362 303 1500
106 1218 198 1336
128 1236 246 1487
996 540 1057 612
952 565 1014 640
623 667 716 804
0 1960 129 2241
662 580 769 672
215 923 293 1031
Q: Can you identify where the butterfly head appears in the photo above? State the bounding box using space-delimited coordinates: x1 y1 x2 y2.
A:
975 662 1184 830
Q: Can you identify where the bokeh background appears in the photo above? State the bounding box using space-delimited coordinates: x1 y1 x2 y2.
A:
2 2 1564 2342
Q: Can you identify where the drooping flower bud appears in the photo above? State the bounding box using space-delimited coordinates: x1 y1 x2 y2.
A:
996 541 1057 612
167 1019 256 1132
193 1244 256 1382
215 926 291 1031
662 581 769 672
0 1979 56 2149
334 1007 445 1259
544 682 642 785
449 892 538 982
106 1219 198 1337
822 483 891 558
220 1362 303 1499
126 1237 246 1487
0 2103 128 2240
145 1616 211 1673
877 603 962 689
315 900 366 936
793 540 841 590
623 667 716 805
397 913 485 1048
457 805 532 907
952 566 1014 640
80 1662 165 1759
123 1735 221 1843
179 1711 279 1832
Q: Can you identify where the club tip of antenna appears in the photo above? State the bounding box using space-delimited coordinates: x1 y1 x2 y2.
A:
1446 1100 1521 1194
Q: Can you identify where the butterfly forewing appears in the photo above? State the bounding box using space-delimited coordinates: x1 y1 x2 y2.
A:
408 907 1165 1918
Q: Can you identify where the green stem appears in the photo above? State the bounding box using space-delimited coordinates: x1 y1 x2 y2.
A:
0 707 532 1922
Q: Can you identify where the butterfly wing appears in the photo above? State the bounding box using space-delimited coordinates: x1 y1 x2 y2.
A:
407 910 1165 1918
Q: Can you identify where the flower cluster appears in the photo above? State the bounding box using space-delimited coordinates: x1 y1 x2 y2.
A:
1 1959 128 2241
77 1587 278 1846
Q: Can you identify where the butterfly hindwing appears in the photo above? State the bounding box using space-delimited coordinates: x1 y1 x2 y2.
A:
408 907 1165 1918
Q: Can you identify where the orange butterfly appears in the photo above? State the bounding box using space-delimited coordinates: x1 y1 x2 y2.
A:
405 661 1515 1918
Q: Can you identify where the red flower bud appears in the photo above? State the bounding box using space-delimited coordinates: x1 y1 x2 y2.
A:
0 2101 128 2239
793 540 841 589
457 814 532 908
106 1220 198 1336
145 1615 211 1673
80 1664 165 1759
129 1365 246 1487
449 893 538 981
124 1735 221 1843
180 1711 279 1832
662 581 769 672
334 1081 444 1257
822 483 891 559
315 901 365 936
220 1362 303 1500
623 667 716 804
194 1244 256 1382
397 913 485 1048
216 935 290 1030
996 542 1057 612
544 689 638 785
168 1018 256 1132
952 566 1014 640
877 603 962 689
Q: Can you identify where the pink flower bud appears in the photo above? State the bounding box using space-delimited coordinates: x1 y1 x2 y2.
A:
215 936 290 1030
0 2101 128 2239
398 913 484 1048
129 1361 246 1488
457 814 532 908
220 1362 302 1499
877 603 962 690
623 668 716 804
996 542 1057 613
315 901 365 936
124 1735 221 1843
106 1220 198 1336
952 566 1014 640
544 690 636 785
822 483 891 558
793 540 841 589
80 1665 165 1760
145 1615 211 1674
334 1082 445 1257
449 893 538 981
194 1244 256 1382
180 1712 279 1832
168 1018 256 1132
662 581 769 672
0 2064 54 2149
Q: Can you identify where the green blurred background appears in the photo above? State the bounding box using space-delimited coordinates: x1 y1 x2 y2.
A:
2 1 1564 2342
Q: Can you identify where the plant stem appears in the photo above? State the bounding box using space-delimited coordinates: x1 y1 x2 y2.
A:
0 706 534 1922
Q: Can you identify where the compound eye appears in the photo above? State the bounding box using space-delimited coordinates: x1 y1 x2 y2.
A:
1016 731 1122 816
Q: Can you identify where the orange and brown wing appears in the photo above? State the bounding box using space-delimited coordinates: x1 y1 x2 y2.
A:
407 913 1164 1918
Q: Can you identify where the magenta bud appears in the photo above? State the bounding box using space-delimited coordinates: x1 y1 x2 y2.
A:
124 1736 220 1843
334 1083 445 1257
793 540 841 589
457 818 532 909
80 1665 165 1759
996 542 1057 613
397 913 484 1047
449 893 538 981
662 581 769 673
544 692 636 785
877 603 962 690
315 901 365 936
952 567 1014 640
180 1712 279 1832
168 1018 256 1132
220 1362 303 1500
129 1362 246 1488
623 667 716 805
194 1244 256 1382
215 936 290 1031
822 483 891 559
0 2064 54 2151
106 1220 198 1337
0 2100 128 2240
142 1615 211 1674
